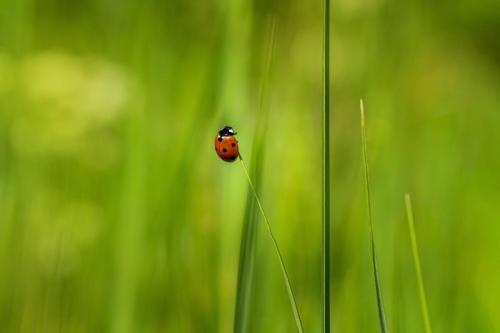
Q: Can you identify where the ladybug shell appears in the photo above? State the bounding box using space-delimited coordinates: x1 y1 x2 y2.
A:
215 134 239 162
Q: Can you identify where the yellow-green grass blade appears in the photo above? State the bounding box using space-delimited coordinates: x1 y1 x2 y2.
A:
233 156 261 333
322 0 331 331
405 193 433 333
239 158 304 333
360 99 388 333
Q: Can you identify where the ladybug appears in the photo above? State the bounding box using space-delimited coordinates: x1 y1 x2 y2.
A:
215 126 239 162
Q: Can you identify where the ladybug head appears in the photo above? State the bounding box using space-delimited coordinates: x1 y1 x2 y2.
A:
219 126 237 137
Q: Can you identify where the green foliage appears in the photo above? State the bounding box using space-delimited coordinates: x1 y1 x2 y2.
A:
0 0 499 332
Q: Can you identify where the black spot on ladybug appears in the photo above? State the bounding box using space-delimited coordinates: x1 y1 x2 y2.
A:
231 143 235 147
218 137 223 142
222 148 227 152
231 155 237 160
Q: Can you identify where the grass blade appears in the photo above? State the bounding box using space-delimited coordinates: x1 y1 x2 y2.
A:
233 20 278 333
404 193 433 333
239 157 305 333
360 99 388 333
322 0 331 331
233 160 260 333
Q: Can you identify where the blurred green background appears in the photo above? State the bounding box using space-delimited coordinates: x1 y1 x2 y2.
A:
1 0 500 332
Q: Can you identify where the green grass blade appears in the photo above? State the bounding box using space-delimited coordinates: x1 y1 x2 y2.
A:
239 158 305 333
405 194 433 333
233 20 277 333
322 0 331 331
233 165 260 333
360 99 388 333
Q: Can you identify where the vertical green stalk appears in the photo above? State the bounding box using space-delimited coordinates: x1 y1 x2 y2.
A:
322 0 331 331
239 157 305 333
404 194 433 333
360 99 388 333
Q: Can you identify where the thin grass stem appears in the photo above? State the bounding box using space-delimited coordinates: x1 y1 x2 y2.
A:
405 193 433 333
360 99 388 333
239 156 305 333
322 0 331 331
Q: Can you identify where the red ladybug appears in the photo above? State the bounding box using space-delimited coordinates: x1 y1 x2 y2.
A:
215 126 239 162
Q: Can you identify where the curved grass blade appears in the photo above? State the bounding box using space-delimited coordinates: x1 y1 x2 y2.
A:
360 99 388 333
322 0 331 331
239 157 305 333
233 157 261 333
404 194 433 333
